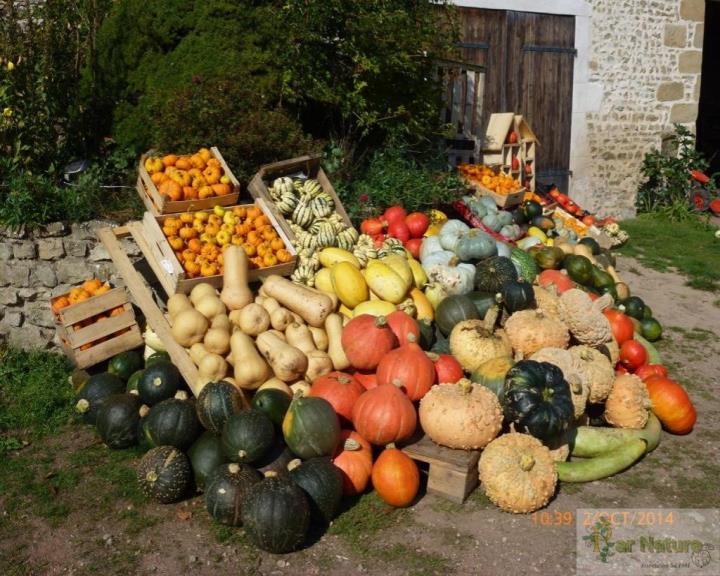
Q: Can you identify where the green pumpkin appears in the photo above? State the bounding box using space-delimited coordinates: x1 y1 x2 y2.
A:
138 361 180 406
591 267 615 290
126 370 143 393
579 237 601 255
252 389 292 428
241 474 311 554
95 393 142 449
146 351 171 366
205 462 262 526
416 318 436 350
503 360 574 441
188 431 227 491
288 457 343 525
531 215 556 232
454 230 497 261
619 296 646 320
640 318 662 342
144 398 202 450
435 294 480 336
256 443 295 476
222 409 275 464
108 351 143 382
510 248 539 283
643 304 653 320
497 211 514 227
564 254 594 285
282 396 340 460
471 356 514 399
519 200 543 222
466 291 500 320
533 246 565 270
74 372 126 425
196 380 244 434
499 281 536 314
481 213 503 232
475 256 519 293
137 446 192 504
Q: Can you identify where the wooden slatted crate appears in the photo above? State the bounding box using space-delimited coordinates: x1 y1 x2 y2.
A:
51 287 143 369
139 199 296 296
137 147 241 215
247 155 352 243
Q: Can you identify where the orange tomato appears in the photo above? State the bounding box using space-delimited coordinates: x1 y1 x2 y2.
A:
187 238 202 254
110 306 125 317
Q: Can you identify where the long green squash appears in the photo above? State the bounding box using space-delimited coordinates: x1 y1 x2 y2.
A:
633 332 662 364
556 438 647 483
569 413 661 458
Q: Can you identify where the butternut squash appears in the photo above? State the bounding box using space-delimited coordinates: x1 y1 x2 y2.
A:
189 283 217 306
290 380 311 397
221 245 253 311
168 293 193 320
304 350 333 382
171 308 209 347
255 330 308 382
261 275 334 327
285 323 316 354
211 314 231 332
195 295 226 320
270 307 295 331
325 313 350 371
309 326 329 351
204 327 231 356
236 303 270 336
260 297 281 315
197 353 228 388
189 342 209 366
230 332 270 390
257 377 293 396
304 284 339 311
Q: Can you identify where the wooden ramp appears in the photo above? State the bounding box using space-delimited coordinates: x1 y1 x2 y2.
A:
402 434 480 503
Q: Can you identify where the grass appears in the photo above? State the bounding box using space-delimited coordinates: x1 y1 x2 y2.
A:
618 214 720 291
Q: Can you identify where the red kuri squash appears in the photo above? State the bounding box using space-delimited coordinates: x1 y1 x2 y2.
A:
308 371 364 425
427 352 464 384
371 444 419 507
354 371 379 391
385 310 420 346
352 383 417 445
619 339 647 371
341 315 398 371
376 342 435 401
333 430 373 496
644 376 696 434
603 309 635 346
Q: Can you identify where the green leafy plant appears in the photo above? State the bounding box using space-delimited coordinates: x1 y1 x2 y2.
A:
637 124 709 220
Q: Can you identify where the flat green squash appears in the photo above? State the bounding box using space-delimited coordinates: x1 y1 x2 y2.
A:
282 396 340 460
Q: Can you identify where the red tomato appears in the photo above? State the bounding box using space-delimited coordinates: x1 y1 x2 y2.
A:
603 309 635 345
582 215 596 226
430 353 464 384
507 131 518 144
404 212 430 238
634 364 669 381
645 375 696 434
404 238 422 259
619 339 648 371
387 220 410 242
383 205 406 224
360 218 385 236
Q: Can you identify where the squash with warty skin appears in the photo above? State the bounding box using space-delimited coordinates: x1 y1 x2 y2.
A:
288 457 343 525
504 309 570 359
283 395 341 459
196 380 244 434
569 345 615 404
604 374 651 430
558 289 613 347
529 347 589 418
137 446 192 504
188 431 227 491
205 462 262 525
449 309 512 373
222 409 276 463
96 393 142 449
144 398 202 450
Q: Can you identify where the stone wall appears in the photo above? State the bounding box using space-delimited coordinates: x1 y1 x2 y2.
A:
572 0 705 217
0 221 141 350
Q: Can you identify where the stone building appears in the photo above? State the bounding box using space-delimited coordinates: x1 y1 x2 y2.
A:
452 0 711 217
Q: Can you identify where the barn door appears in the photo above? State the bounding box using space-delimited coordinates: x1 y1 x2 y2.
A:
455 8 575 192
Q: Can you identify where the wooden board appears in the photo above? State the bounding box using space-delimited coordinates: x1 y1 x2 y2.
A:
247 155 352 242
137 147 241 215
97 226 249 405
402 434 480 503
472 183 526 208
138 199 296 296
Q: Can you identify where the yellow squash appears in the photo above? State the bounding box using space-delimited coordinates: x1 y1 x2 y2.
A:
407 258 428 289
353 300 397 317
331 261 369 308
379 255 414 292
319 247 360 269
313 267 335 294
410 288 434 321
363 260 409 304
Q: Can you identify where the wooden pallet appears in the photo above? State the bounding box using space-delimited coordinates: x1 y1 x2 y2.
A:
402 435 480 503
96 224 249 405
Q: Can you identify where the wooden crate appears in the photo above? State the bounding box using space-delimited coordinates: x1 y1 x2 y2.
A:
472 183 526 208
51 287 143 369
137 147 241 215
402 435 480 503
247 155 352 242
139 199 296 296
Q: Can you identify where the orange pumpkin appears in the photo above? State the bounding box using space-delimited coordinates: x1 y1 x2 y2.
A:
211 183 231 196
181 248 196 262
51 296 71 314
232 206 247 219
183 186 198 200
203 165 221 185
187 238 202 254
206 158 221 169
159 180 182 201
178 226 198 240
179 212 194 224
189 154 206 170
82 278 103 294
167 236 184 251
351 383 416 446
162 154 178 167
184 260 201 276
109 306 125 317
333 430 373 496
198 148 212 162
68 287 91 304
150 172 165 186
270 237 285 251
371 445 419 507
200 262 218 277
198 185 214 199
242 243 257 257
94 284 111 296
175 156 192 170
276 249 293 263
262 252 278 267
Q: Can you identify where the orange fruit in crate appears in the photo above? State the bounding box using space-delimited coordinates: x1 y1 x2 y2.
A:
162 154 178 168
187 238 202 254
175 157 192 170
183 186 198 200
203 165 221 185
211 183 231 196
200 262 218 277
159 180 182 201
51 296 71 314
94 284 112 296
179 226 198 240
150 172 166 186
276 249 293 263
179 212 194 224
167 236 184 251
82 278 103 294
263 252 278 267
190 154 206 170
110 306 125 317
68 287 92 304
199 185 214 199
198 148 213 162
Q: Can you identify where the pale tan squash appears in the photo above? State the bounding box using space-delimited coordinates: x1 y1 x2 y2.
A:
197 353 228 388
211 314 231 332
262 275 334 327
257 377 293 396
308 326 329 351
189 283 217 306
304 350 334 382
270 307 295 331
255 330 308 382
189 342 209 366
195 295 226 320
235 303 270 336
220 245 253 311
230 331 271 390
204 327 231 356
325 313 350 370
171 308 209 347
285 323 316 354
167 293 193 320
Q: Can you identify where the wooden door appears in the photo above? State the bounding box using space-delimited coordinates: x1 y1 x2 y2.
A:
455 8 575 191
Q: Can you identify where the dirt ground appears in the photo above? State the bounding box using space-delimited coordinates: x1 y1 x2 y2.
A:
1 256 719 576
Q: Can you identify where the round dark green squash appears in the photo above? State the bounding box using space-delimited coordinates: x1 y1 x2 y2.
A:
499 281 535 314
620 296 646 320
188 431 227 491
475 256 518 293
241 473 311 554
416 318 436 350
531 215 556 232
640 317 662 342
578 236 601 255
144 398 202 450
74 372 126 425
145 351 171 366
287 457 343 525
138 361 180 406
532 246 565 270
564 254 594 285
471 356 515 399
503 360 574 441
519 200 543 222
205 463 262 526
107 350 143 382
137 446 192 504
435 294 480 336
126 370 143 393
282 396 340 460
466 291 500 320
196 380 244 434
251 389 292 428
256 442 295 476
591 267 615 290
96 393 142 449
643 304 653 320
221 409 275 464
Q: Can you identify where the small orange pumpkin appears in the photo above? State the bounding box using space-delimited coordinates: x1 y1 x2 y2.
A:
203 165 221 185
175 156 192 170
51 296 71 314
198 185 214 199
371 444 419 507
162 154 178 167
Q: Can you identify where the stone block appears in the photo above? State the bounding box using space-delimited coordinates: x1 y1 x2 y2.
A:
12 241 36 259
89 244 110 261
31 262 58 288
0 287 18 305
0 242 12 261
3 310 23 327
26 305 56 329
38 238 65 260
55 259 89 284
0 261 30 287
694 23 704 49
678 51 703 74
71 220 114 241
8 324 53 350
657 82 685 101
680 0 704 22
64 239 89 257
663 24 687 48
0 225 26 239
38 222 69 238
670 103 699 123
120 239 141 257
18 287 39 299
